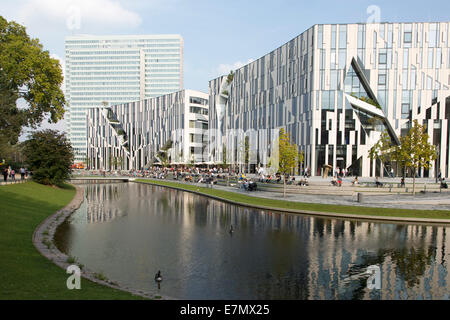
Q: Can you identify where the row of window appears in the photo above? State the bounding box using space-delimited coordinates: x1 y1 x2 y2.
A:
69 50 139 55
70 66 140 71
67 38 180 43
144 63 181 67
145 59 180 63
70 56 140 60
189 120 209 129
71 97 140 101
70 71 140 76
70 87 140 91
71 82 140 86
145 68 180 72
145 84 181 88
71 92 140 96
70 61 140 66
69 77 140 81
190 97 208 105
190 106 208 115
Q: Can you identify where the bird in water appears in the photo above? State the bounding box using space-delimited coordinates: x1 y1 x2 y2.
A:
155 270 162 282
229 225 234 234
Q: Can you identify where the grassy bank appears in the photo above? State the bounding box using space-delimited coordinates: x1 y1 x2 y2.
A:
0 182 142 299
136 179 450 221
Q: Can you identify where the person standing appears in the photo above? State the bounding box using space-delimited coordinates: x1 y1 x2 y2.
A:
11 169 15 181
20 167 25 180
2 168 8 182
390 168 394 178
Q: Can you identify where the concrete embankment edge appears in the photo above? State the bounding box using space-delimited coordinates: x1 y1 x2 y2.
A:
135 180 450 226
32 184 174 300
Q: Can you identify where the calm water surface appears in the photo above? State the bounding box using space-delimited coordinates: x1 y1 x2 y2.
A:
55 183 450 300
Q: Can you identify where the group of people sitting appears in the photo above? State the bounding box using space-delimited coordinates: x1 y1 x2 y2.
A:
241 179 257 191
288 176 309 186
331 176 343 187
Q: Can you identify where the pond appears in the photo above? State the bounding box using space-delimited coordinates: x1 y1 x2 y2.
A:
54 183 450 300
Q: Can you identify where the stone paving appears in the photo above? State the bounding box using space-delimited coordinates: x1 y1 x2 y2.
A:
151 176 450 211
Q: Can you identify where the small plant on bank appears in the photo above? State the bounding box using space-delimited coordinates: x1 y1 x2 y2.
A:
94 272 108 281
42 238 52 249
66 255 77 264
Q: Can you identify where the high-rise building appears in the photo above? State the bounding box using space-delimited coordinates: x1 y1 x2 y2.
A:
87 90 208 170
209 22 450 178
65 34 184 162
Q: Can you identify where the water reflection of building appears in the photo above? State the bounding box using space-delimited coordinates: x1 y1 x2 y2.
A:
108 183 449 299
85 184 125 223
305 220 449 299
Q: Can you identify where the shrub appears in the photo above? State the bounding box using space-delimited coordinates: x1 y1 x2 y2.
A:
23 130 74 186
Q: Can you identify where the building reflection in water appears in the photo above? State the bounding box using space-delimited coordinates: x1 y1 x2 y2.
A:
64 183 449 300
84 184 126 223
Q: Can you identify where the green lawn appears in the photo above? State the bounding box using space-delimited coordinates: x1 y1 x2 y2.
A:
136 179 450 221
0 182 143 299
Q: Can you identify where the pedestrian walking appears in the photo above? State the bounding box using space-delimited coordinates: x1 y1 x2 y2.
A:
11 169 15 181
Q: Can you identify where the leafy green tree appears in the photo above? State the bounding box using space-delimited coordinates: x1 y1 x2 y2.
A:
398 120 436 194
0 16 65 147
222 145 227 167
226 71 235 85
23 130 74 186
368 130 399 176
298 149 305 175
278 128 298 197
158 139 173 167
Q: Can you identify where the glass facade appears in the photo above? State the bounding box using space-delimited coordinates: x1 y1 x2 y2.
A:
209 22 450 178
65 34 184 162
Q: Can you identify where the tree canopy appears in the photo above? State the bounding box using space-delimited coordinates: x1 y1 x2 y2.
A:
23 130 74 186
369 121 436 194
0 16 65 146
278 128 298 197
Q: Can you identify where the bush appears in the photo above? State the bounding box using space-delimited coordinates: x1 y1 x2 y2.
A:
23 130 74 186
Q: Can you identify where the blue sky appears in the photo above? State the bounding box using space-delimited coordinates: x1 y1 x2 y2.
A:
1 0 450 131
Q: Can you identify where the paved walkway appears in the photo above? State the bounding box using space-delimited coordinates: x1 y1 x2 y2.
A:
143 176 450 211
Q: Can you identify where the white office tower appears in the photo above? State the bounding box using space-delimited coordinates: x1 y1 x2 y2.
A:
64 34 184 163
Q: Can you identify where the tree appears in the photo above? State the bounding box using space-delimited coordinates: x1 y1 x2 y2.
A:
222 145 228 167
368 130 398 177
398 120 436 195
23 130 74 186
158 139 173 167
278 128 298 197
226 71 235 85
298 149 305 175
0 16 65 147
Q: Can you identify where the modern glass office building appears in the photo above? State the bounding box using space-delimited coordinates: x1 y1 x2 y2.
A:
209 22 450 178
65 34 184 162
87 90 208 170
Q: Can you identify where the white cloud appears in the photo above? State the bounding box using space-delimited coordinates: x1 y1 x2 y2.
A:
216 59 254 77
17 0 142 31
